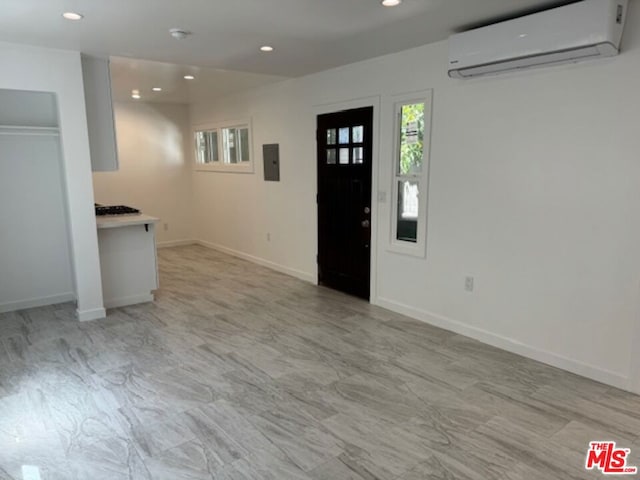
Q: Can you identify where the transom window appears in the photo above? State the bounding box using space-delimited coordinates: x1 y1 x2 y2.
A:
194 119 253 173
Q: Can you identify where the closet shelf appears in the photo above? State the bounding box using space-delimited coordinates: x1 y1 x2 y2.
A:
0 125 60 136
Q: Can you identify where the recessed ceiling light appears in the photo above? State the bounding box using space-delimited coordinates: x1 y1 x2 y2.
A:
132 89 141 100
260 45 274 52
62 12 84 20
381 0 402 6
184 75 195 80
152 87 162 92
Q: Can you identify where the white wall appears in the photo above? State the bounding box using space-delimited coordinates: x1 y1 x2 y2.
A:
191 80 316 281
190 2 640 392
0 42 105 321
93 102 193 247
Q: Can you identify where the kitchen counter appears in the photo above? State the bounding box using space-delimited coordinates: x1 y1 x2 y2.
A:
96 213 160 309
96 213 160 230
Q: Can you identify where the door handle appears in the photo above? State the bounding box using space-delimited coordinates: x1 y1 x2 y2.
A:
361 220 370 228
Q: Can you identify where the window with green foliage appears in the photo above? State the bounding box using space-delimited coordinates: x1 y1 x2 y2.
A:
391 92 432 256
398 103 425 177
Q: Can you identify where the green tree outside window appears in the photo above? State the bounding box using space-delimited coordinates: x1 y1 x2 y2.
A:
399 103 425 176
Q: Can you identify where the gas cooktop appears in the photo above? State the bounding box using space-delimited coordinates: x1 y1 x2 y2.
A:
95 205 141 216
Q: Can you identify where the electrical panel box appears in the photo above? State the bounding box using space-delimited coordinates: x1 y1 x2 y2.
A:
263 144 280 182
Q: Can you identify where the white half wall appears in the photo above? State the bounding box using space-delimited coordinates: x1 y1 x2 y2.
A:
93 102 193 247
190 3 640 392
0 42 105 320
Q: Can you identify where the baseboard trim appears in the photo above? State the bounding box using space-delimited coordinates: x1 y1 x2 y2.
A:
0 292 75 314
103 293 154 309
196 240 315 284
76 307 107 322
157 239 196 249
376 296 632 392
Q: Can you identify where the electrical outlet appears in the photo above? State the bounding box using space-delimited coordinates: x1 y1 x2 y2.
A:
465 276 474 292
267 233 271 242
163 223 169 231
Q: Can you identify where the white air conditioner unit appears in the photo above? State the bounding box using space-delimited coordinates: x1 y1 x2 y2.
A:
448 0 628 79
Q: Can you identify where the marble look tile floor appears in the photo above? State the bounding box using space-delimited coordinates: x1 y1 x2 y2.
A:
1 245 639 479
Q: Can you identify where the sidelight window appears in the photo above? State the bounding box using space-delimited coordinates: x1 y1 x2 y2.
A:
390 91 432 257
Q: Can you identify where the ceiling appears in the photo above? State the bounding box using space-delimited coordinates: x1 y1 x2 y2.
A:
109 57 286 104
1 0 575 78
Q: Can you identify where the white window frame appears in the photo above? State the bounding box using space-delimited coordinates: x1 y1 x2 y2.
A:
388 90 433 258
193 118 254 173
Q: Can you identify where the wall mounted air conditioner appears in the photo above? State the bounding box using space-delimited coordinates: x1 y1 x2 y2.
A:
448 0 628 79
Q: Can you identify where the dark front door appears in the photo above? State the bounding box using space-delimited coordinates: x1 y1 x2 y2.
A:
317 106 373 300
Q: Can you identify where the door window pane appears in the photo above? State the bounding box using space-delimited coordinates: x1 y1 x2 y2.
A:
339 148 350 165
339 128 350 144
397 180 419 243
353 147 364 164
353 126 364 143
327 129 337 145
327 149 337 164
398 103 425 176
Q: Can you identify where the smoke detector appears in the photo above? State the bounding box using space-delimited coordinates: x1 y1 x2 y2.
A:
170 28 191 40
